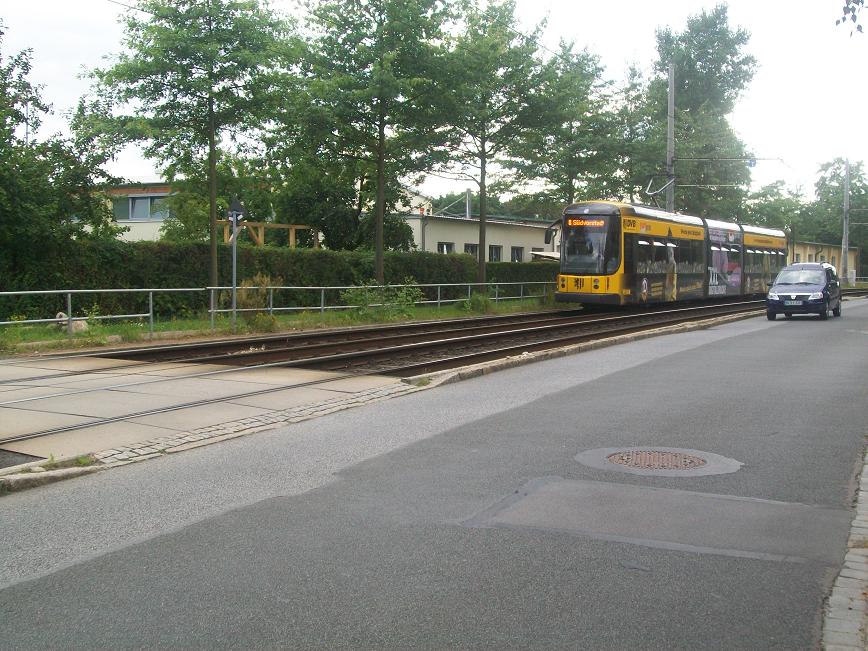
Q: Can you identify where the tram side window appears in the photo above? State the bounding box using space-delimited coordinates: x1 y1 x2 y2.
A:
634 237 652 274
629 237 704 274
772 251 786 274
675 240 704 274
745 250 756 274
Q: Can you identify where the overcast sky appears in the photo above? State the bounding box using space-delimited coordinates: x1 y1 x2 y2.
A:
3 0 865 199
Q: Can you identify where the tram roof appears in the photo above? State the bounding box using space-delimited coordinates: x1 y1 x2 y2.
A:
563 201 705 227
741 224 787 238
622 204 705 227
704 218 741 232
563 201 787 238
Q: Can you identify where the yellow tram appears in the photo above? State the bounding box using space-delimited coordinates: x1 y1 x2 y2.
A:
545 202 788 306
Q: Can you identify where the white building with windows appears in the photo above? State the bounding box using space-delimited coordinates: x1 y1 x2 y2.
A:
403 212 560 262
107 182 172 241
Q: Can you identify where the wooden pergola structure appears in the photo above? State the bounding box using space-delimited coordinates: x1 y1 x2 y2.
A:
217 220 319 248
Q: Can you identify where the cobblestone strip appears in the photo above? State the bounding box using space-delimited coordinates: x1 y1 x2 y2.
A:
94 382 424 465
823 449 868 650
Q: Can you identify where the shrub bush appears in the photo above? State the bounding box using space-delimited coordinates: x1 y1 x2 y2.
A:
0 241 556 321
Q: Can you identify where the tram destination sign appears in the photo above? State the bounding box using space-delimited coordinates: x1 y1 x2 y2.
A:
566 217 606 228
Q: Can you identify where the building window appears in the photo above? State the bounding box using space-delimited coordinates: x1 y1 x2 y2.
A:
820 255 826 262
464 243 478 259
808 254 814 262
113 195 171 221
437 241 454 254
151 196 170 220
832 256 836 267
112 198 129 221
489 245 502 262
130 197 150 220
510 246 524 262
531 247 543 253
795 253 801 262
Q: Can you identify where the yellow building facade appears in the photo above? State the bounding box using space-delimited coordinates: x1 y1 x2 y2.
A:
791 241 860 280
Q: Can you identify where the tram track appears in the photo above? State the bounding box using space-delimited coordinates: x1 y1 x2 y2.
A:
0 309 601 385
0 299 765 447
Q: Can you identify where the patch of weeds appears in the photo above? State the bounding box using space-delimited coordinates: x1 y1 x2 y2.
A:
218 272 282 332
538 285 556 307
41 454 96 471
249 311 278 333
413 377 431 387
460 292 494 314
109 321 147 342
341 277 424 321
84 302 102 328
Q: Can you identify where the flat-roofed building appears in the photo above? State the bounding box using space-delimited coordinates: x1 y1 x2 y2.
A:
404 212 560 262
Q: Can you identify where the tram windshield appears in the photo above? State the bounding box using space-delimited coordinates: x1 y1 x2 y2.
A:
562 215 621 274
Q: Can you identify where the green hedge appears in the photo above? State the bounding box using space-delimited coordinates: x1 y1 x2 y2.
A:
0 241 557 320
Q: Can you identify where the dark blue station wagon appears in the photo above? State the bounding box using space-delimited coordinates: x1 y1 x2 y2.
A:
766 262 842 320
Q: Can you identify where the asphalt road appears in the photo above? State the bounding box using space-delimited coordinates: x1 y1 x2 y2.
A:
1 302 867 650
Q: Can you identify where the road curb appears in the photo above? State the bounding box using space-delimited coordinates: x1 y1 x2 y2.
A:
0 465 104 493
822 446 868 650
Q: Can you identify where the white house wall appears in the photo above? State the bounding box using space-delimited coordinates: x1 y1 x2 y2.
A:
405 215 560 261
117 221 163 242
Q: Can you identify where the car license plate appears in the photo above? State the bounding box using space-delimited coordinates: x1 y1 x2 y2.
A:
784 300 802 306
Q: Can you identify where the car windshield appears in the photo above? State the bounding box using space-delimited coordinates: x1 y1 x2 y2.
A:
774 269 825 285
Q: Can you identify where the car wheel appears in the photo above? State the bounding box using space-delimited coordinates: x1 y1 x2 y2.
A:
819 301 829 320
833 301 841 317
766 311 776 321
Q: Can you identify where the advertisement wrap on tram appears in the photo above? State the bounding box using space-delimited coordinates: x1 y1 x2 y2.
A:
706 222 743 297
622 217 706 304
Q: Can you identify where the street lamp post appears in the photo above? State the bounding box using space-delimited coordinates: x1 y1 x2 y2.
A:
228 197 245 332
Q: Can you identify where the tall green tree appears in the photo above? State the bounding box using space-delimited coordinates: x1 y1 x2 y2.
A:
305 0 452 283
507 42 616 207
806 159 868 256
743 181 807 231
607 66 660 203
641 4 757 216
93 0 296 286
0 28 119 289
441 0 546 282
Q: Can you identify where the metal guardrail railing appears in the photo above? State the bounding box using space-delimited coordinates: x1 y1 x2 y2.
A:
0 282 555 337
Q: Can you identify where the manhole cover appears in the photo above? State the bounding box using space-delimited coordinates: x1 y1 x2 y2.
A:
575 447 742 477
607 450 707 471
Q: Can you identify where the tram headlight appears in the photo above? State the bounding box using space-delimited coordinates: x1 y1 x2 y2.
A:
767 292 779 300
